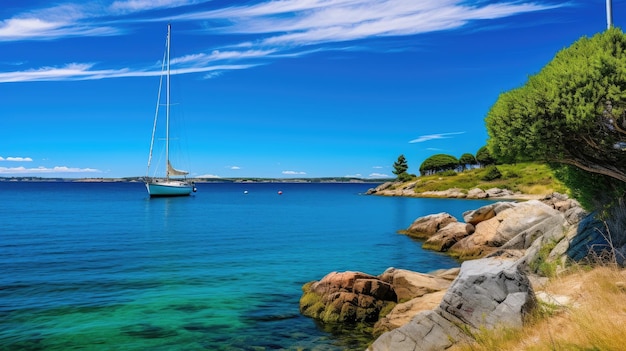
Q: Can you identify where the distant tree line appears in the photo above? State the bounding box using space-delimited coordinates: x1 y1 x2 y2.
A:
391 146 497 180
417 146 495 176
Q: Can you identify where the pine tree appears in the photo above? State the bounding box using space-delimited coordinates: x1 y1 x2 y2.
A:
392 154 410 181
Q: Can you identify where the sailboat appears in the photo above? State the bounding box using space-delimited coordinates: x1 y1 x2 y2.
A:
145 24 196 197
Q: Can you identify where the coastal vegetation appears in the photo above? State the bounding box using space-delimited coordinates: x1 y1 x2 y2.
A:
485 27 626 212
396 162 567 196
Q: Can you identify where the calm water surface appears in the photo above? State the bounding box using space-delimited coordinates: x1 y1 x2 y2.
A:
0 182 495 350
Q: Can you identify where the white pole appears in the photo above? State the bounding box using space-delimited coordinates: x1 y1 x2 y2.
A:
607 0 613 29
166 23 171 180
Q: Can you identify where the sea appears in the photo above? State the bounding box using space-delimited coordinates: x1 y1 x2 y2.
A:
0 181 496 351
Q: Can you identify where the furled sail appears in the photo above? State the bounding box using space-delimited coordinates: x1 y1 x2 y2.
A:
167 161 189 176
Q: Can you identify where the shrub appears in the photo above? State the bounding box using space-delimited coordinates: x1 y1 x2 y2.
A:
481 165 502 181
397 172 414 182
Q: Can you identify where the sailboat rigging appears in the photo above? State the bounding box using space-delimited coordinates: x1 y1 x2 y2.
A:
145 24 196 197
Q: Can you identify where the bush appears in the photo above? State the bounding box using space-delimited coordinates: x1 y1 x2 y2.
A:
481 165 502 181
397 172 414 182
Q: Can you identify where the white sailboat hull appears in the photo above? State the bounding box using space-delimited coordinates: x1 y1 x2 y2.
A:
146 180 194 197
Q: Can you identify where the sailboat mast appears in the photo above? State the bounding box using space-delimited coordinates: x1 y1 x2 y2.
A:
165 23 171 180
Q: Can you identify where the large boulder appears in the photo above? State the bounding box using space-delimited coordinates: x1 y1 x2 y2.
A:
491 200 563 247
366 182 395 194
462 201 516 225
373 290 447 336
466 188 488 199
423 222 475 252
370 309 470 351
378 268 455 302
368 258 536 351
485 188 515 198
447 216 501 258
403 212 457 239
299 271 397 324
449 200 564 258
438 258 536 330
420 188 467 198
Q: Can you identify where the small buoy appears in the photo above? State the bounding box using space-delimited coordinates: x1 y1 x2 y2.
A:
244 190 248 194
193 187 197 192
278 190 283 195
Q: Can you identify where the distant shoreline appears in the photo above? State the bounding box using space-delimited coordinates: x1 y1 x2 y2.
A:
0 177 389 184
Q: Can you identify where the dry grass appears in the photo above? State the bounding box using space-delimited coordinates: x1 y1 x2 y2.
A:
452 266 626 351
517 184 556 195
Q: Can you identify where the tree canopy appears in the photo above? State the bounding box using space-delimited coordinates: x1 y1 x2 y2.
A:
419 154 459 175
475 146 496 166
485 28 626 184
459 153 478 170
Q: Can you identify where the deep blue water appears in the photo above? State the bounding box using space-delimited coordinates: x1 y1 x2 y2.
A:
0 181 495 350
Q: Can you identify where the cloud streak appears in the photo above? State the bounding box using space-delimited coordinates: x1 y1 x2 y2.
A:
0 0 567 83
0 62 258 83
409 132 466 143
0 166 101 174
282 170 306 175
0 156 33 162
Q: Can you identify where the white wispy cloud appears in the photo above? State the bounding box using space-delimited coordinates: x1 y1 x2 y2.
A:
109 0 202 13
196 173 221 178
369 172 390 178
0 0 566 83
282 170 306 175
0 156 33 162
409 131 465 143
230 166 241 170
0 166 100 174
0 0 200 41
176 0 563 47
0 62 257 83
0 3 120 41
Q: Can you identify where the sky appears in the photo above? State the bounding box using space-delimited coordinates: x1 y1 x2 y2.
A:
1 0 624 179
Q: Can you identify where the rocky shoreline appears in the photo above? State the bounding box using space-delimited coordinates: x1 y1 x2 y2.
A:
299 187 622 350
365 181 543 201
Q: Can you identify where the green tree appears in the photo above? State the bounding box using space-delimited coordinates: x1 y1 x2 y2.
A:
419 154 459 176
475 146 496 167
459 153 478 170
485 28 626 184
392 154 411 181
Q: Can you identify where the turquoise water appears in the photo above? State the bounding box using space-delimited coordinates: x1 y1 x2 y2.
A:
0 182 495 350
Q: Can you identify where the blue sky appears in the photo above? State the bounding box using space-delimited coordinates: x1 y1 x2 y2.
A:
0 0 622 179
